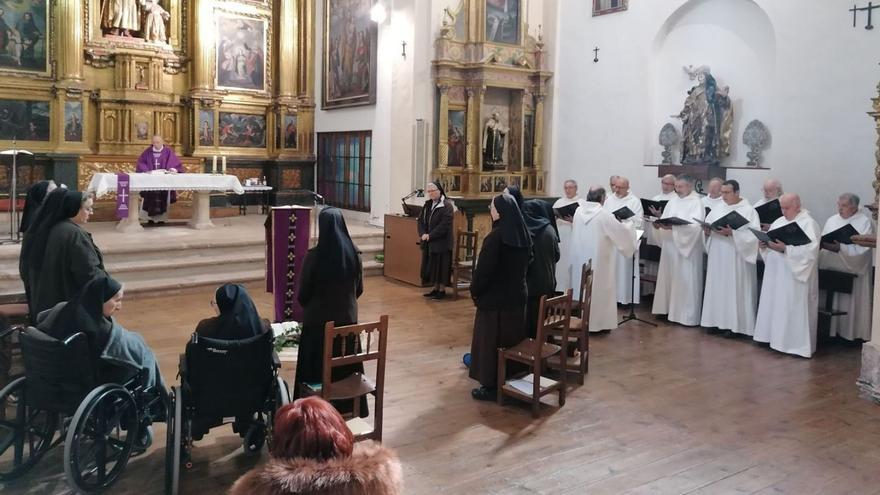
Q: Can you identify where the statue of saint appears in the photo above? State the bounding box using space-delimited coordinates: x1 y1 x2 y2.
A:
101 0 141 37
675 66 733 165
141 0 171 43
483 112 508 169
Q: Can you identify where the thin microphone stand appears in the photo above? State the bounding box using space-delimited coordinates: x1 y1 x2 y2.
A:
618 241 656 327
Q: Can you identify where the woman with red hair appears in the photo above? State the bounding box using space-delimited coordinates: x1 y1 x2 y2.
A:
230 397 403 494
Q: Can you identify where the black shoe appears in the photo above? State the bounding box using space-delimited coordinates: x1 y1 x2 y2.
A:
423 290 438 297
722 330 735 339
431 291 447 300
147 220 155 225
471 387 496 401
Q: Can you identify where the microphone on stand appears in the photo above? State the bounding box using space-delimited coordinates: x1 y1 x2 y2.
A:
401 189 425 217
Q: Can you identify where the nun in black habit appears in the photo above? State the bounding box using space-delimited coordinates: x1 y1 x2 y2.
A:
468 194 532 401
294 208 368 416
418 181 455 299
522 200 560 339
195 284 270 340
19 179 56 234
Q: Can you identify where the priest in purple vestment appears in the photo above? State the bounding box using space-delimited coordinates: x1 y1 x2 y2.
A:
135 135 183 223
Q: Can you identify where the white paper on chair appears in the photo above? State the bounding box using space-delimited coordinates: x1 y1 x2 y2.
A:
507 374 556 395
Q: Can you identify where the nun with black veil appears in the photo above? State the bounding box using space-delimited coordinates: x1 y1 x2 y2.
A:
195 283 270 340
522 199 560 338
503 184 525 210
294 208 367 416
19 179 57 234
468 193 532 401
418 180 455 299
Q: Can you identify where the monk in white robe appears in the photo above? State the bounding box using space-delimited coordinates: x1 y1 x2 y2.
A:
819 193 875 341
651 175 705 326
700 180 760 336
753 178 783 231
643 174 678 296
553 179 584 292
701 178 725 214
754 194 821 358
603 176 643 304
569 186 637 332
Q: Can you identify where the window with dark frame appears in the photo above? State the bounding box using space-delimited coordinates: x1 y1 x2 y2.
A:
317 131 372 212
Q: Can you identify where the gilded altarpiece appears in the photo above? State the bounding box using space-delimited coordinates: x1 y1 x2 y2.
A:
432 0 552 198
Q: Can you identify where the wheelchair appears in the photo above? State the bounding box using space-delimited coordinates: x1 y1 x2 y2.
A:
165 329 290 495
0 326 166 493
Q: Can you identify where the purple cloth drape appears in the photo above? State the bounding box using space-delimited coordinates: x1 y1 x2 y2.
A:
266 208 311 322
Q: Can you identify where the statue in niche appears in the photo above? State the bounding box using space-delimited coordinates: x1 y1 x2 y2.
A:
675 65 733 165
483 111 508 169
141 0 171 43
101 0 141 37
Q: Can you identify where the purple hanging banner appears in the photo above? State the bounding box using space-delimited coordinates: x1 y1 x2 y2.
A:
116 173 131 219
266 206 311 322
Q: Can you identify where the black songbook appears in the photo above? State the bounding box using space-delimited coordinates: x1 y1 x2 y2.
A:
750 222 812 246
755 199 782 225
704 206 711 217
612 206 636 221
653 217 691 226
821 223 860 245
641 198 668 217
554 202 580 219
710 210 750 230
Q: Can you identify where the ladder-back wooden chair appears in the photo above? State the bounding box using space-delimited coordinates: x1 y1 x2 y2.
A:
300 315 388 442
451 230 479 299
547 261 593 384
497 290 572 418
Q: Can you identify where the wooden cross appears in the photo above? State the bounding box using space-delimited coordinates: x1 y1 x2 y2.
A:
851 2 880 29
593 46 600 63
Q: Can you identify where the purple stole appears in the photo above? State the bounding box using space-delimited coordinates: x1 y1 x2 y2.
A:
266 207 311 322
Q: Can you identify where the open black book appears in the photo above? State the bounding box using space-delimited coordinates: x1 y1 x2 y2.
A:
554 202 580 219
653 217 692 226
821 223 860 245
749 221 812 246
755 199 782 225
704 206 711 217
702 210 750 231
641 198 668 217
612 206 636 221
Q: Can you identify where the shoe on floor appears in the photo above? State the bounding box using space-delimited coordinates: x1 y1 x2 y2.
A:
431 291 447 300
462 353 472 368
471 386 496 401
423 290 438 297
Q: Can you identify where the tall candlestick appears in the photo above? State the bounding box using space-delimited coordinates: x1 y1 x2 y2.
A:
222 156 227 175
212 155 217 174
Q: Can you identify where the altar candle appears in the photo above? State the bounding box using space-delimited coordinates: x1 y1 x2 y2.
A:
222 156 227 175
212 155 217 174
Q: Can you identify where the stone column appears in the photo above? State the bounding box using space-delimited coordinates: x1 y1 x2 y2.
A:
56 0 84 84
465 88 476 170
191 0 215 91
858 82 880 403
470 87 485 170
533 94 545 171
438 85 450 169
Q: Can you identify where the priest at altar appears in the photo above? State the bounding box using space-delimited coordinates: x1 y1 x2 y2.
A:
553 179 584 292
568 186 637 333
753 193 821 358
603 176 643 305
651 175 705 326
819 193 875 341
700 180 760 336
136 135 183 223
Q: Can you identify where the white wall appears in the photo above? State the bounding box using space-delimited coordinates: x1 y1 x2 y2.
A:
550 0 880 223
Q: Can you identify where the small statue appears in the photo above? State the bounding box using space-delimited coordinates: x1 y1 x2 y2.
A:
658 123 680 165
439 7 456 40
483 111 508 169
101 0 140 37
742 119 770 167
674 65 734 165
141 0 171 43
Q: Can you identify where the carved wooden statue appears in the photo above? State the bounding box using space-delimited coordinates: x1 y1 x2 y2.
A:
676 65 733 165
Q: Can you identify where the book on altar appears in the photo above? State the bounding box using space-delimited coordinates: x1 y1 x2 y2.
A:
821 223 860 245
749 222 811 246
653 216 691 226
554 202 580 219
612 206 636 221
693 210 750 231
641 198 668 217
755 199 782 225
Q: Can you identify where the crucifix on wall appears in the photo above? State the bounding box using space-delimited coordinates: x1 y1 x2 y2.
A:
850 2 880 30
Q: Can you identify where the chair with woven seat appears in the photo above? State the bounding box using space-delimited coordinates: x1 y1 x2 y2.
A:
300 315 388 442
547 261 593 385
452 230 479 300
497 290 572 418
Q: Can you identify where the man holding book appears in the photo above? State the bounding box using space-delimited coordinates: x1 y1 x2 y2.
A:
553 179 584 292
699 180 760 336
753 193 821 357
754 178 784 231
701 177 725 215
603 176 643 305
819 193 874 341
642 174 678 296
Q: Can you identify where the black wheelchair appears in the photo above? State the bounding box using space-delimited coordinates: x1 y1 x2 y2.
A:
165 329 290 495
0 326 166 493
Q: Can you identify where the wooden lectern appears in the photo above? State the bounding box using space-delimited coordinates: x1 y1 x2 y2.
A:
384 214 426 287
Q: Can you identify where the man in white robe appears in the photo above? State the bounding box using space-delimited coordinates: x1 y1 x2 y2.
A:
753 193 821 358
651 175 705 326
819 193 874 341
569 186 637 332
701 177 725 214
609 175 620 196
643 174 678 296
553 179 584 292
603 176 643 305
754 178 783 231
700 180 760 336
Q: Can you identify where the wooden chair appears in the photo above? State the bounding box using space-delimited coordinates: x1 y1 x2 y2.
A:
300 316 388 442
817 269 857 342
451 230 479 299
497 290 572 418
547 261 593 385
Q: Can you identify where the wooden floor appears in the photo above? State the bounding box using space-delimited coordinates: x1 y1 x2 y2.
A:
4 277 880 495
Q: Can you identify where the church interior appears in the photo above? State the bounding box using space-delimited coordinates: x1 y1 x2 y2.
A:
2 0 880 493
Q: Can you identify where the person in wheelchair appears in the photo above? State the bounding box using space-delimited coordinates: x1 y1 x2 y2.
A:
230 396 403 495
195 283 269 340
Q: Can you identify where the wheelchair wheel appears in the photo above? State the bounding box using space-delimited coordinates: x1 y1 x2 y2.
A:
275 377 290 409
64 384 138 493
242 418 266 456
0 376 58 480
164 386 182 495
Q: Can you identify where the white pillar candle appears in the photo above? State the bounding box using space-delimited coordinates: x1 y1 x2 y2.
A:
212 155 217 174
222 155 227 175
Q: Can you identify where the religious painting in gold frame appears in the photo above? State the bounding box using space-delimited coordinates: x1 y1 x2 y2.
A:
197 108 214 146
593 0 628 16
64 101 83 142
322 0 377 109
447 109 466 167
0 1 51 77
485 0 520 45
215 12 269 93
0 99 50 141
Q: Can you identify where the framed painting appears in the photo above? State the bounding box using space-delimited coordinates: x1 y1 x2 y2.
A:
133 111 150 141
523 113 534 166
0 100 49 141
447 110 466 167
593 0 628 16
493 175 507 192
322 0 377 109
282 114 298 149
216 13 268 92
479 176 492 193
0 2 49 75
219 112 266 148
198 109 214 146
485 0 520 45
64 101 83 142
